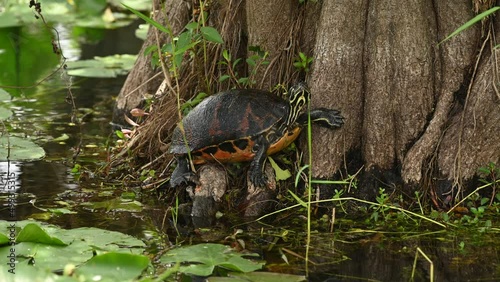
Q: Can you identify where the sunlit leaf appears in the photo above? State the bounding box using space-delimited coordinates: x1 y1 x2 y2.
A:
122 3 171 34
76 253 150 281
0 136 45 161
65 54 137 78
111 0 152 10
135 23 149 40
81 198 144 212
0 107 12 121
268 157 291 181
0 233 8 245
52 134 70 142
0 88 11 101
16 223 67 246
46 208 76 215
0 220 147 274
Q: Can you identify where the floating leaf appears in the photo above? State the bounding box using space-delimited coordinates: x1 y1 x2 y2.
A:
0 233 8 245
0 136 45 161
209 271 307 282
75 253 150 281
135 23 149 40
160 243 263 276
65 54 137 78
0 88 11 101
46 208 76 215
0 107 12 121
0 220 146 273
16 223 67 246
81 198 143 212
52 134 69 142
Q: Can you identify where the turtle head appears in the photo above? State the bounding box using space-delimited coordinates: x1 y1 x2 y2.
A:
287 83 310 125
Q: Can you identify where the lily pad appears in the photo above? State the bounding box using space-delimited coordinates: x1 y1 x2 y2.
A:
65 54 137 78
0 220 147 276
208 272 307 282
0 88 11 101
0 107 12 121
0 136 45 161
160 243 264 276
16 223 67 246
75 253 150 281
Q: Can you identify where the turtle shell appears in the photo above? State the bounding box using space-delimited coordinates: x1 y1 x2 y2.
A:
170 89 293 163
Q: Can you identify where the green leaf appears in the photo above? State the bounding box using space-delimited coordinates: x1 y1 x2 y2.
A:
52 134 70 142
0 264 61 282
75 253 150 281
287 190 307 207
0 220 147 274
200 26 224 44
222 49 231 62
293 61 303 68
211 271 307 282
135 23 149 40
82 198 144 212
0 107 12 121
16 223 67 246
122 3 171 35
160 243 263 276
65 54 137 78
237 77 249 85
115 130 125 139
185 22 199 31
0 88 11 101
0 136 45 161
439 6 500 45
268 157 291 181
0 233 9 245
46 208 76 215
219 74 230 82
246 57 256 67
232 58 242 69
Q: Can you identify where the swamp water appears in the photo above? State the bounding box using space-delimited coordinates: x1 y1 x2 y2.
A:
0 17 499 282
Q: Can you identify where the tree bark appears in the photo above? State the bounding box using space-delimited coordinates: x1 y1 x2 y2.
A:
402 0 480 184
112 0 190 125
308 0 367 178
116 0 500 202
245 0 300 88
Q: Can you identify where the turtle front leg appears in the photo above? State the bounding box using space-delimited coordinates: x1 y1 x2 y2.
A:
248 136 270 187
169 156 196 187
298 108 344 129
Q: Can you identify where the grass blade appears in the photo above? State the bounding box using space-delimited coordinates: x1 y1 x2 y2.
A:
439 6 500 45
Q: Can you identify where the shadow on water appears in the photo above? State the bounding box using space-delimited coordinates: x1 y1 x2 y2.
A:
0 19 499 282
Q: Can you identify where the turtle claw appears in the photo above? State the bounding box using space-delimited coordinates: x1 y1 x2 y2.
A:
314 108 344 129
170 157 197 187
248 164 268 187
249 173 268 188
169 172 196 187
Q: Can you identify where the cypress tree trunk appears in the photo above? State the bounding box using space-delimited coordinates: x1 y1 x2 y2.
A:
115 0 500 204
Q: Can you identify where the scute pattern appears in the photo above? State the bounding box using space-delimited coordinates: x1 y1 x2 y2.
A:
170 89 288 156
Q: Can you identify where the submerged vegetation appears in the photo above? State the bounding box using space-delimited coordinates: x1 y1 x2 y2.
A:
0 1 500 281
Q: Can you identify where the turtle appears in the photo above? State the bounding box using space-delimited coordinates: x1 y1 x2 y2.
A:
169 83 344 188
